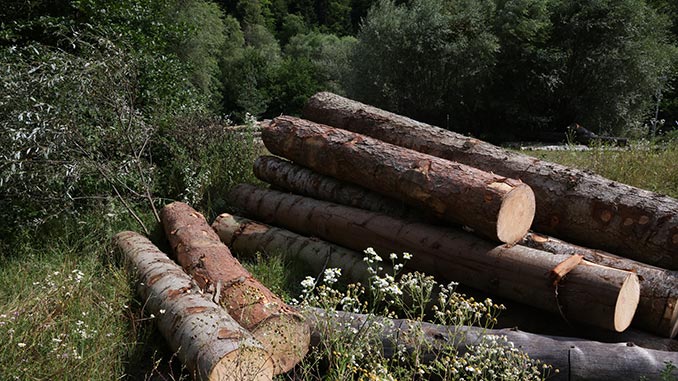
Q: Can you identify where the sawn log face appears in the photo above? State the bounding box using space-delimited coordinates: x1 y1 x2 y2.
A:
262 115 535 244
522 233 678 338
303 92 678 269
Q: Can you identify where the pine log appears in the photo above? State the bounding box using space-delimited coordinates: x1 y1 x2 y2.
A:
160 202 310 375
211 214 677 350
253 155 436 222
113 231 274 381
262 116 536 245
304 308 678 381
211 213 380 286
229 184 640 332
303 92 678 268
522 232 678 338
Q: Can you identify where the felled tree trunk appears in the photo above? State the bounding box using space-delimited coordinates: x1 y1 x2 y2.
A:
113 231 274 381
230 184 640 332
521 232 678 338
304 308 678 381
303 92 678 269
253 156 436 222
211 213 380 286
262 116 536 245
160 202 310 375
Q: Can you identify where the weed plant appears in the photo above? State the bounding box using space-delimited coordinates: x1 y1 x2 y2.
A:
278 248 553 381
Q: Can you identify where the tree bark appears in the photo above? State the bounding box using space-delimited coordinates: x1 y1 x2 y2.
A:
229 184 640 332
250 156 677 337
303 91 678 269
262 116 536 245
521 232 678 338
253 155 436 222
113 231 274 381
304 308 678 381
211 213 380 286
160 202 310 375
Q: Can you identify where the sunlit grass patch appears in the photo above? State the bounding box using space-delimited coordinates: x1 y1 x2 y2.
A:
527 141 678 198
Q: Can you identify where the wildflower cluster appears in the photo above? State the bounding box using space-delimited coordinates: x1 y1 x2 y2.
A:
0 266 128 379
290 247 551 380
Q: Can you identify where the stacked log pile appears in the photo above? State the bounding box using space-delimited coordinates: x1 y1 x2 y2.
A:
218 92 677 376
113 93 677 379
303 92 678 268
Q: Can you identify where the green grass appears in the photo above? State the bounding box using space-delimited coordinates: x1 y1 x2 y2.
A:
0 211 141 380
525 141 678 198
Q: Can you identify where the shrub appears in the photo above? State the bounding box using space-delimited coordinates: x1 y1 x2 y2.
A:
287 248 552 380
348 0 499 130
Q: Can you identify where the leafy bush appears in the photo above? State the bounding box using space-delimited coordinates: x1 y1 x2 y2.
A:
348 0 678 137
348 0 499 130
0 0 230 238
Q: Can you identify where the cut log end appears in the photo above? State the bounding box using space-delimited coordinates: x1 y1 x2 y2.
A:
253 313 310 374
496 184 536 244
615 273 641 332
207 346 274 381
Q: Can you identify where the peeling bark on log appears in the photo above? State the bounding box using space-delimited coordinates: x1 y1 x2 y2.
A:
304 308 678 381
230 184 640 332
160 202 310 375
211 213 379 286
303 92 678 269
522 232 678 338
262 116 536 245
113 231 274 381
253 156 436 222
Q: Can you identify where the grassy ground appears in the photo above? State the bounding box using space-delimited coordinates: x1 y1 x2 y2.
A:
0 139 676 379
525 141 678 198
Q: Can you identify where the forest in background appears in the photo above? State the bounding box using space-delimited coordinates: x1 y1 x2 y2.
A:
2 0 678 235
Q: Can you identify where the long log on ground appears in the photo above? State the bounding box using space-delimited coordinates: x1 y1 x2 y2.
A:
522 232 678 338
304 308 678 381
212 213 380 286
303 92 678 269
253 156 436 222
160 202 310 375
113 231 274 381
262 116 536 245
230 184 640 332
211 214 678 349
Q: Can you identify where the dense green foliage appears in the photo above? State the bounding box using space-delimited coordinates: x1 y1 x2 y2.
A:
351 0 678 137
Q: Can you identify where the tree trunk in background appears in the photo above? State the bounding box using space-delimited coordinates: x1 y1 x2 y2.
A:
160 202 310 375
211 213 380 286
304 308 678 381
262 116 536 245
253 156 437 222
229 184 640 333
113 231 274 381
521 232 678 338
303 92 678 269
